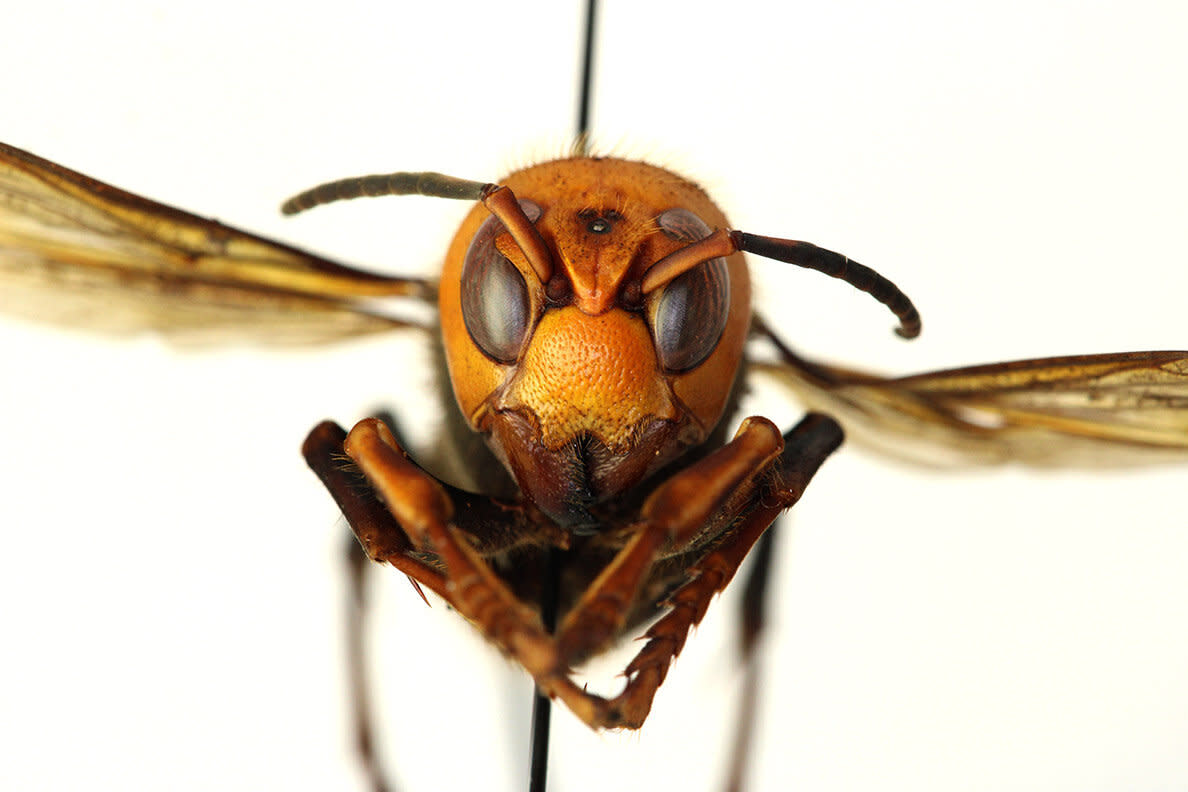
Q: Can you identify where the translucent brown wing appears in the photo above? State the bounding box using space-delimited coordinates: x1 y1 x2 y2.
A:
752 318 1188 466
0 141 435 344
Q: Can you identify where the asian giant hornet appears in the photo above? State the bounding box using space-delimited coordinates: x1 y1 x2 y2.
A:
1 2 1187 792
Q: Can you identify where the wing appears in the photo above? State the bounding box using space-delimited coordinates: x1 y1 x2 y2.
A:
0 141 435 345
751 318 1188 467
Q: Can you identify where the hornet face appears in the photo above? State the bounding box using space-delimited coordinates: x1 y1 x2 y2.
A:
440 158 750 529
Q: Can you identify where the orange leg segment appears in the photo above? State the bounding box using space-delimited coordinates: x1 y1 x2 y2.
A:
342 418 561 678
572 412 842 728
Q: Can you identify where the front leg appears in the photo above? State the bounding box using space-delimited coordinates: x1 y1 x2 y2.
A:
303 420 450 600
548 412 844 729
339 418 563 678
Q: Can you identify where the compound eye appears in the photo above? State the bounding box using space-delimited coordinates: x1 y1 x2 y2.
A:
652 209 732 372
461 200 541 363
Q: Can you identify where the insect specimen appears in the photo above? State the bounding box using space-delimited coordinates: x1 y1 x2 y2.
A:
2 3 1187 792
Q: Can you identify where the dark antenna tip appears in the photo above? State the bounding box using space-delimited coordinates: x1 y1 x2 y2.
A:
734 231 923 340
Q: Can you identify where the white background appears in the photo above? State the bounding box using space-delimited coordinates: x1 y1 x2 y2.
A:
2 2 1187 790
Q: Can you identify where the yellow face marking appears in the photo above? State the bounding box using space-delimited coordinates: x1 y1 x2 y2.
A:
498 306 677 451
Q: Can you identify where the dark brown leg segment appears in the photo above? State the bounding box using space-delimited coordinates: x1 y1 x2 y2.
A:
722 524 779 792
305 421 404 792
344 534 396 792
304 420 451 599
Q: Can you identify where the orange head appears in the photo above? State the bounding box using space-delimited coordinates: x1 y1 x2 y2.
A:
439 158 751 529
